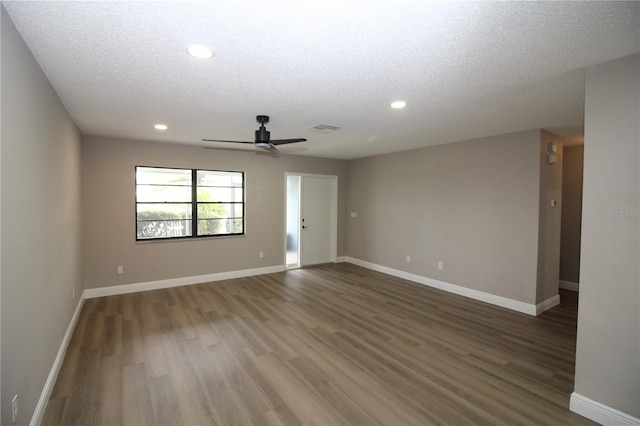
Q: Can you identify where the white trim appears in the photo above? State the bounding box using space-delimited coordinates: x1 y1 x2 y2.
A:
536 294 560 315
343 257 540 316
334 256 348 263
84 265 285 298
30 294 86 426
560 280 579 291
570 392 640 426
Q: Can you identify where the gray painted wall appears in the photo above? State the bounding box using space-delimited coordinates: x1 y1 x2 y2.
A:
560 145 583 284
346 130 543 304
574 53 639 418
1 7 82 425
82 135 348 289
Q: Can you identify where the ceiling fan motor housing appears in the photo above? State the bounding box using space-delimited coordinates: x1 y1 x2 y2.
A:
255 127 270 142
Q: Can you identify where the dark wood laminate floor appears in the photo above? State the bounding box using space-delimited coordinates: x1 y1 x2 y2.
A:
43 263 594 425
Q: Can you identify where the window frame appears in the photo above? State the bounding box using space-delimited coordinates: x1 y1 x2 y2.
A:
135 166 245 241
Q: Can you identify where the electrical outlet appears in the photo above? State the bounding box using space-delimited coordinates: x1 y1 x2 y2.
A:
438 261 444 270
72 287 75 299
406 255 411 263
12 394 18 423
259 251 264 258
117 265 124 275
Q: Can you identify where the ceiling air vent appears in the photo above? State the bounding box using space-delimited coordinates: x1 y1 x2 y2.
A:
308 124 341 134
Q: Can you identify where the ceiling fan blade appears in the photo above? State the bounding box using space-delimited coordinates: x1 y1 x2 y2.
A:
270 138 307 146
202 139 254 144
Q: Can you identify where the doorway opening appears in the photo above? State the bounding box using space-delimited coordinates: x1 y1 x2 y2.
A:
559 144 584 292
285 173 338 269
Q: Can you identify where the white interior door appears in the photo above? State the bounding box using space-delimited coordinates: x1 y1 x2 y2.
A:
300 175 337 266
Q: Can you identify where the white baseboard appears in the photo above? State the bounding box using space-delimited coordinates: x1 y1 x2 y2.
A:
560 280 580 291
30 293 86 426
343 257 544 316
334 256 348 263
84 264 285 298
570 392 640 425
536 294 560 315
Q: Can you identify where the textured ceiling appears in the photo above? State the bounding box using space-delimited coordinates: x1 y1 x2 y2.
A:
4 1 640 159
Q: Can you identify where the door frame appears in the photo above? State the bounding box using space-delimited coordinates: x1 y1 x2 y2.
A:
284 172 338 268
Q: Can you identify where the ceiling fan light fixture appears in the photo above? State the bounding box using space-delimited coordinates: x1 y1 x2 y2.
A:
390 100 407 109
154 123 168 130
187 44 214 59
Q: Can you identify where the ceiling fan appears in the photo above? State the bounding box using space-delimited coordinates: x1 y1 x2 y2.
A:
203 115 307 154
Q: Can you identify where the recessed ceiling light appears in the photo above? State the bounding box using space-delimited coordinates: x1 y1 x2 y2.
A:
390 101 407 109
187 44 214 59
154 124 168 130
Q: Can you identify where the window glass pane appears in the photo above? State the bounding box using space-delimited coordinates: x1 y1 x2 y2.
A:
197 219 224 235
137 203 192 219
137 204 193 239
197 203 243 219
137 167 191 186
231 218 244 234
197 218 244 235
136 204 193 240
197 170 243 187
137 220 192 239
197 187 243 202
137 184 192 202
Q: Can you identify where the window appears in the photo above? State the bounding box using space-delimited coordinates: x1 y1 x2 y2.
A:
136 166 244 240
